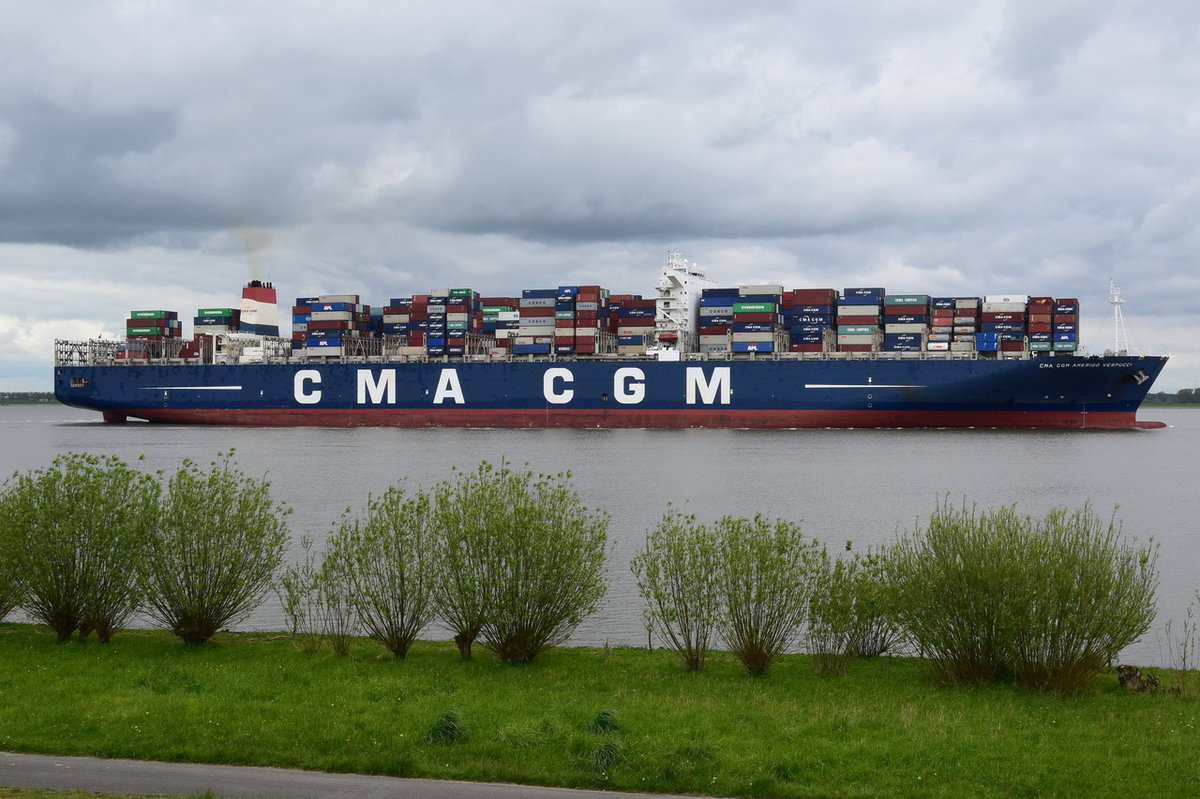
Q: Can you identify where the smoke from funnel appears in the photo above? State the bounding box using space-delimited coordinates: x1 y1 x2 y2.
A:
237 227 273 283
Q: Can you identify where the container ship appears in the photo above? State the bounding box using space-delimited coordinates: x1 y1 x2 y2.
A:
53 253 1168 429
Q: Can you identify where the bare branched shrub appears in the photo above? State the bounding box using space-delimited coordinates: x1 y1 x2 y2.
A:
317 556 357 657
324 486 439 659
143 451 290 645
275 536 324 654
1 453 158 642
434 460 609 664
842 546 905 658
630 508 721 671
807 553 855 676
716 515 827 676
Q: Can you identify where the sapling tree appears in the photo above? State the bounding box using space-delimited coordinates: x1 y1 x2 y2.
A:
434 460 610 663
324 485 439 658
142 451 290 645
630 508 721 671
716 515 827 675
0 453 158 642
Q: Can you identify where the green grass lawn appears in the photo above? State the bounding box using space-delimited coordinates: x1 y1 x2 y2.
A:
1 624 1197 798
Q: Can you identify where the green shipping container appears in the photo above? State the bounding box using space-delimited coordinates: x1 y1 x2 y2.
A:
129 310 173 319
838 325 878 335
884 295 931 305
126 326 167 336
1030 341 1053 351
1052 341 1078 351
732 302 776 313
449 288 475 298
197 308 237 316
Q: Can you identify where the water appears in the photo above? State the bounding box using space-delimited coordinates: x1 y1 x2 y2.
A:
2 403 1196 666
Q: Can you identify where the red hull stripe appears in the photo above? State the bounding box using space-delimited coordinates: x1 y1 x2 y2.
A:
102 407 1163 430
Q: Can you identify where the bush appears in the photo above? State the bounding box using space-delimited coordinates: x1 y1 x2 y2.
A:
275 536 325 654
716 515 827 676
630 508 721 671
433 460 609 664
808 545 905 674
1004 505 1157 692
0 453 158 642
887 499 1158 691
142 452 290 645
324 485 439 659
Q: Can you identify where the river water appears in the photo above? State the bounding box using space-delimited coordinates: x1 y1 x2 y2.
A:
2 403 1196 666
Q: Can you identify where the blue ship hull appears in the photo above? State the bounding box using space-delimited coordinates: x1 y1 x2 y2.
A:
54 353 1169 429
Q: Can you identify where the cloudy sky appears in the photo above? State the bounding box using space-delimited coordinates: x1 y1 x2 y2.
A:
1 1 1197 391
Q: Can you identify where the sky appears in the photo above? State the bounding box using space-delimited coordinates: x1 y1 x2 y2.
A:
1 1 1197 392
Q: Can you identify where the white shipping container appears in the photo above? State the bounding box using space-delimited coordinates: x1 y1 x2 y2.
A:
310 310 354 321
382 314 410 324
575 301 600 312
519 297 555 308
732 331 774 342
982 302 1027 313
617 345 649 355
574 325 600 336
927 333 951 342
317 294 360 304
926 342 950 351
983 294 1028 304
519 317 555 327
953 326 977 334
496 310 520 322
739 284 785 296
617 325 654 336
700 344 730 354
494 329 515 339
698 335 731 345
700 306 735 317
837 334 878 345
429 288 451 297
884 323 927 334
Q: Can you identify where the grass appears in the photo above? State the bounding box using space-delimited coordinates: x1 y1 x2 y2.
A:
0 623 1198 798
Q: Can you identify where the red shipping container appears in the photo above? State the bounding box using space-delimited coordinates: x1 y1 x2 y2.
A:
732 312 777 323
884 304 928 314
291 332 306 341
554 335 573 345
480 297 517 307
790 343 825 352
931 308 956 319
407 331 426 346
574 340 597 354
790 289 838 305
307 319 353 330
575 310 599 321
1028 313 1052 325
1055 298 1079 307
554 318 575 328
1029 296 1055 307
838 344 877 352
519 306 556 317
619 299 656 309
838 315 880 325
608 294 640 302
292 304 312 314
1027 323 1052 333
698 325 731 335
1054 313 1078 323
1000 340 1026 352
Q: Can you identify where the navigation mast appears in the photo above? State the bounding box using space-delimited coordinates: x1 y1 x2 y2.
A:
1107 279 1131 356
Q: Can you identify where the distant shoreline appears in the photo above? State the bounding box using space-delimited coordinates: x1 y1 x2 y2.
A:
0 393 56 405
